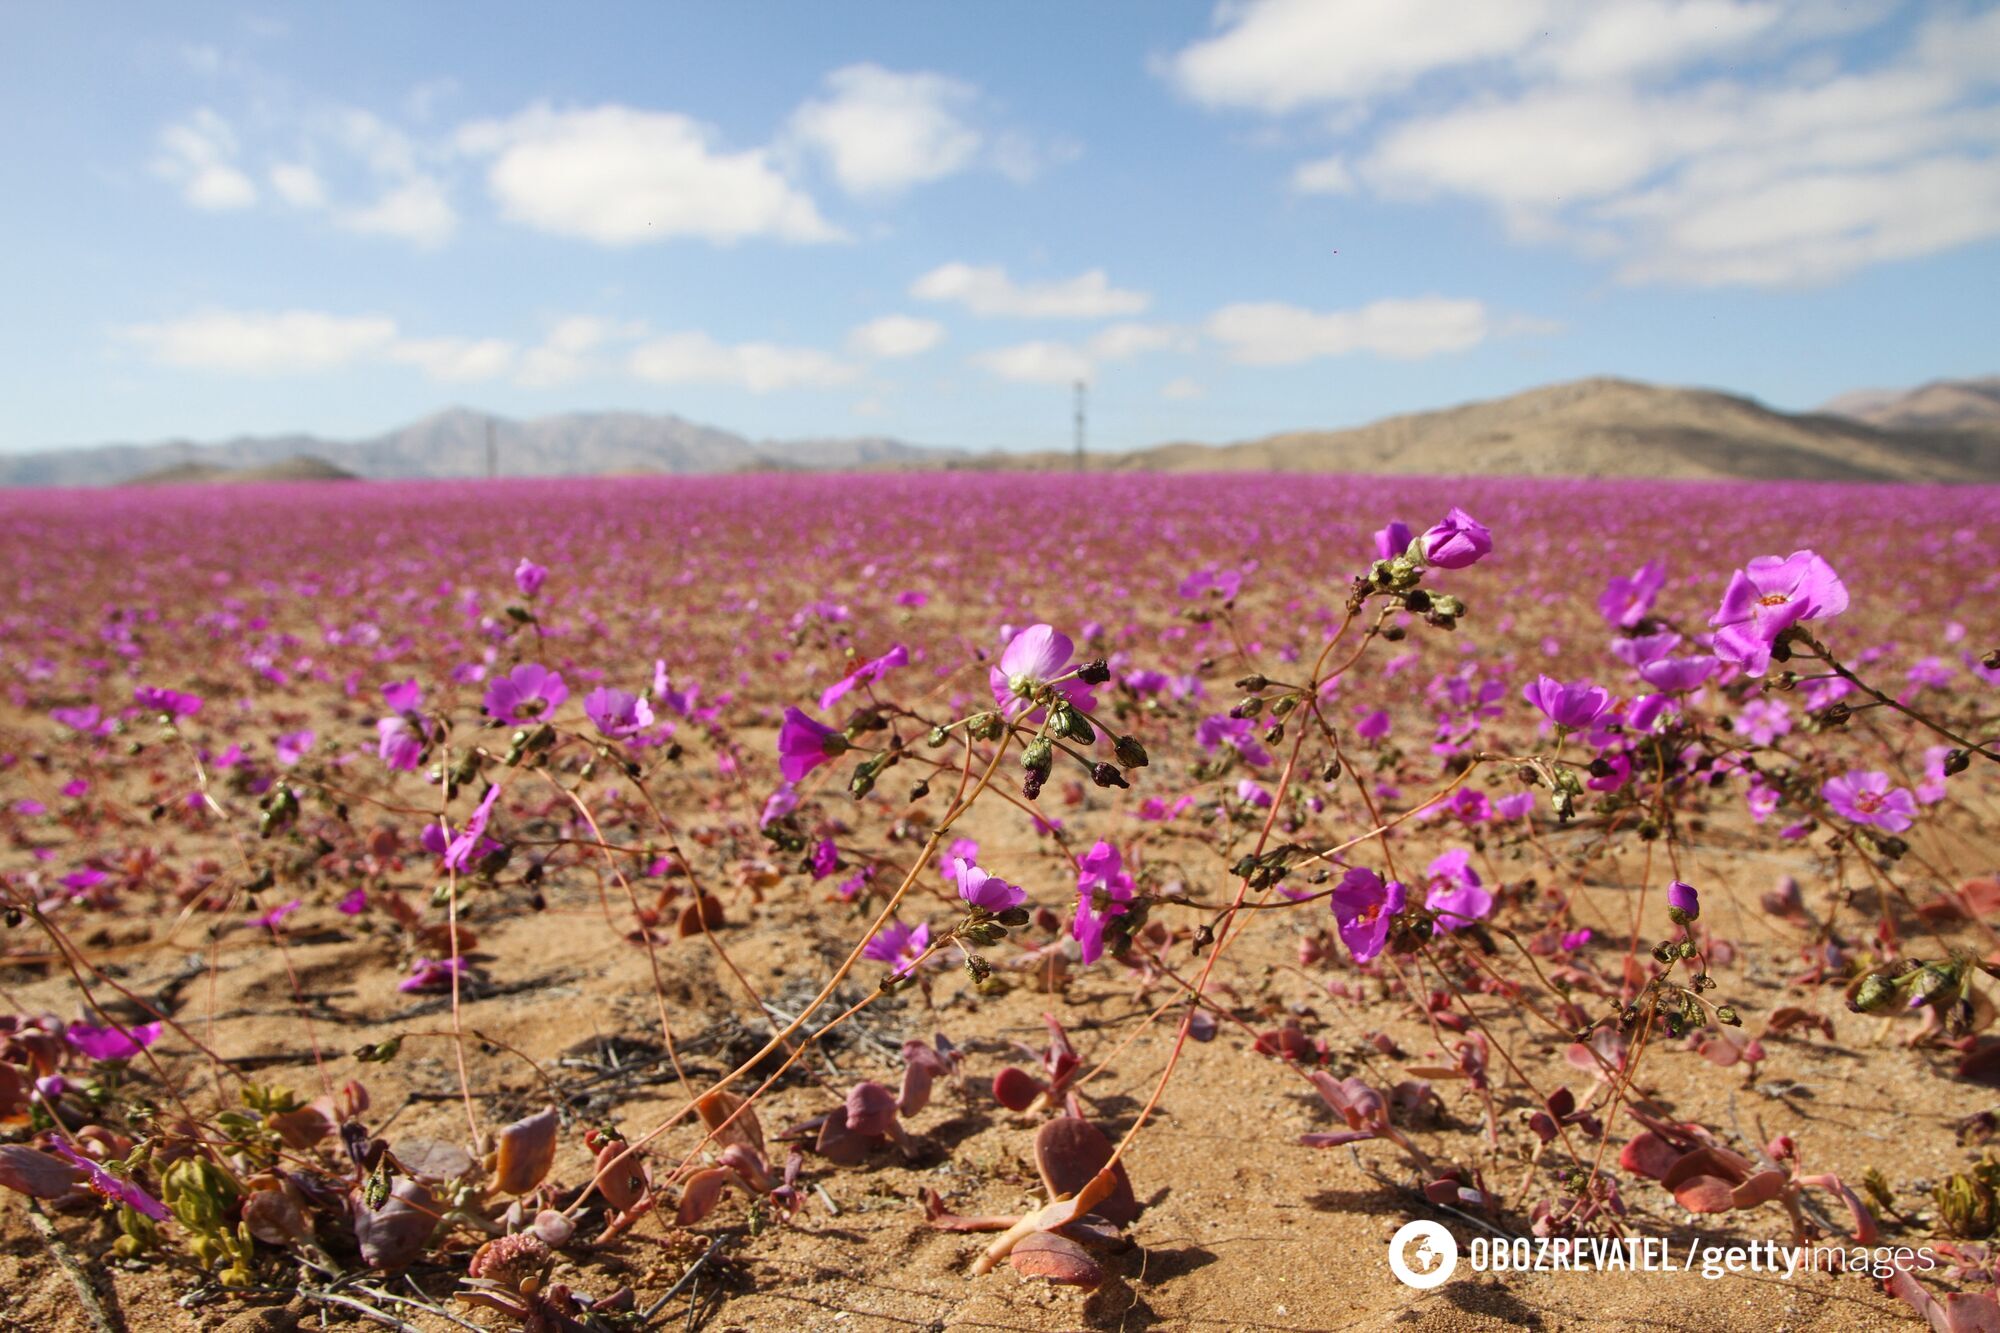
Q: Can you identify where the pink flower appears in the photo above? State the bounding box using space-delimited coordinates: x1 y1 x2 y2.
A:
1522 675 1613 731
1373 520 1413 561
250 899 300 931
1610 631 1681 668
399 957 469 993
1073 841 1136 964
65 1021 162 1062
1599 561 1666 629
776 707 845 782
949 856 1025 913
584 686 655 740
382 680 423 714
1710 550 1848 677
377 716 425 772
134 686 202 720
1330 867 1403 964
48 1138 168 1221
863 921 930 976
819 644 910 712
1423 849 1492 931
810 839 840 880
1638 656 1715 694
1419 508 1492 569
443 785 503 872
1822 770 1917 833
337 886 369 916
989 624 1095 722
273 730 315 767
513 558 548 596
483 663 567 723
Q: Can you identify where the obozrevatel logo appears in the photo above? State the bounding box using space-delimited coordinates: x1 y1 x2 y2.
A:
1389 1220 1458 1289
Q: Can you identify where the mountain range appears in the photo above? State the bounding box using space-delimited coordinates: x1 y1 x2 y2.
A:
5 374 1996 487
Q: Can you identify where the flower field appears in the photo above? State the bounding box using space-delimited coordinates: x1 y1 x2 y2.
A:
3 471 1998 1330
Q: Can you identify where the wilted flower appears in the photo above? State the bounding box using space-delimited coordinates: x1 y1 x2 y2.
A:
1822 770 1917 832
47 1137 169 1221
399 957 469 993
989 624 1096 722
1710 550 1848 676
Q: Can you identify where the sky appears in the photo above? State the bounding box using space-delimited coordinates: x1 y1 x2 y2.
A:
2 0 1997 455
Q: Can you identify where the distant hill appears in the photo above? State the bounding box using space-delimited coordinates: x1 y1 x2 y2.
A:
945 377 2000 483
1822 376 2000 431
4 408 958 487
9 375 1998 486
123 454 358 486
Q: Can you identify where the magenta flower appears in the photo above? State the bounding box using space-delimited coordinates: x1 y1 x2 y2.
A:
1667 880 1700 922
652 661 701 717
484 663 567 723
1560 928 1593 952
1236 778 1273 809
950 856 1026 913
1179 564 1244 600
1330 867 1403 963
1638 656 1716 694
65 1021 162 1062
443 785 503 872
937 837 979 879
134 686 202 720
399 956 469 993
1354 708 1391 741
1423 849 1492 931
377 716 425 772
250 899 301 931
1610 631 1681 668
1072 840 1136 964
1372 519 1413 561
989 624 1096 721
1522 675 1613 731
514 558 548 597
50 705 114 737
863 921 930 976
47 1138 169 1221
1598 561 1666 629
273 730 315 766
382 680 423 714
810 838 840 880
584 686 655 740
1419 508 1492 570
819 644 910 712
1709 550 1849 676
337 886 369 915
1822 770 1917 833
1197 714 1274 767
776 706 845 782
759 784 798 828
1495 791 1536 820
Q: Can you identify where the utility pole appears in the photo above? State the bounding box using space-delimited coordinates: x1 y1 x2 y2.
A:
485 417 497 479
1073 380 1087 472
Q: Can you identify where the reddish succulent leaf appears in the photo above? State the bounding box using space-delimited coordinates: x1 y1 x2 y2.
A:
1958 1038 2000 1086
675 1166 732 1226
594 1141 650 1212
1034 1118 1139 1226
493 1108 560 1195
243 1188 312 1246
992 1066 1043 1112
1731 1169 1787 1208
394 1137 474 1184
845 1081 899 1137
353 1179 438 1268
1008 1231 1104 1287
1671 1174 1739 1214
695 1088 765 1158
814 1112 869 1165
1660 1145 1755 1193
676 894 726 937
1300 1130 1375 1148
898 1061 935 1119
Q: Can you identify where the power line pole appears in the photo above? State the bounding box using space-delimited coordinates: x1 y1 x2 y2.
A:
485 417 497 479
1073 379 1086 472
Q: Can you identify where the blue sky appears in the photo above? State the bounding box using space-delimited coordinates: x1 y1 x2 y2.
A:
2 0 1997 455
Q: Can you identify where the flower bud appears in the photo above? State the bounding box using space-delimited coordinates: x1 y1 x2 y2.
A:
1945 749 1971 776
1076 659 1111 685
1090 762 1129 790
1114 735 1149 769
1850 972 1899 1012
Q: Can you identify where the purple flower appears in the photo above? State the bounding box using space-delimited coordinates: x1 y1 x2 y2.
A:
382 679 423 714
1495 791 1535 821
1560 928 1593 952
1423 849 1492 931
819 644 910 712
1330 867 1403 964
65 1021 162 1062
1610 631 1682 668
1196 714 1274 767
1354 708 1391 741
1179 564 1243 600
1626 693 1674 732
399 956 468 993
250 899 300 931
514 558 548 597
863 921 930 976
584 686 655 740
1709 550 1848 677
950 856 1026 913
48 1138 169 1221
938 837 979 879
776 707 845 782
134 686 202 720
810 838 840 880
50 705 114 737
1638 656 1716 694
443 785 503 872
1522 675 1613 731
760 784 798 828
377 716 425 772
483 663 568 723
1822 770 1917 833
337 886 369 915
1236 778 1273 809
989 624 1096 722
273 730 315 767
1419 508 1492 570
1666 879 1700 922
652 661 701 717
1373 520 1414 562
1073 841 1136 964
1598 561 1666 629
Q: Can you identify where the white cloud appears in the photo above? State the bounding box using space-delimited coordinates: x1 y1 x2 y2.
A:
1174 0 2000 287
514 316 647 388
339 176 457 247
388 337 515 382
269 162 326 209
789 65 981 195
971 341 1095 385
627 332 858 391
153 110 259 211
1206 297 1492 364
118 309 398 373
911 262 1149 318
846 315 946 359
1168 0 1555 110
1290 154 1354 195
460 104 841 246
1087 322 1186 359
1162 377 1206 400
